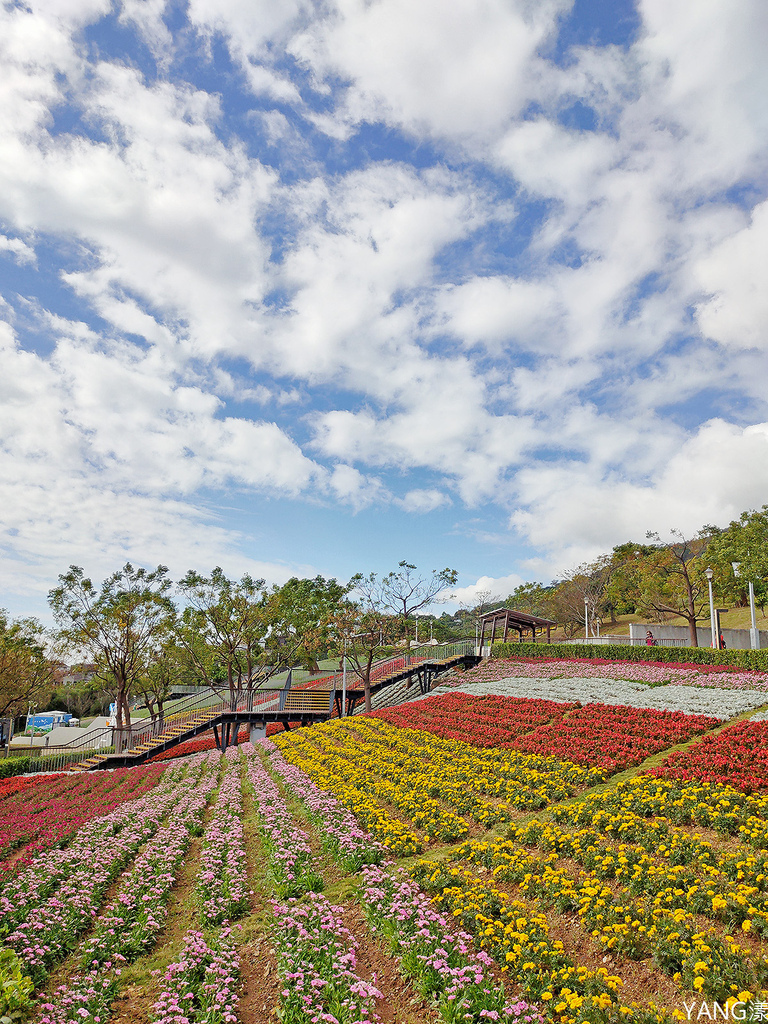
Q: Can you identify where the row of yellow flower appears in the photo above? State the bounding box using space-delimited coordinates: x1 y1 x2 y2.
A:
519 816 768 930
359 716 605 808
276 724 471 841
272 730 424 856
277 717 606 844
553 775 768 846
411 859 680 1024
454 830 768 1001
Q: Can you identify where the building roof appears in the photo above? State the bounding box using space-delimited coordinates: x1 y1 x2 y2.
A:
479 607 556 628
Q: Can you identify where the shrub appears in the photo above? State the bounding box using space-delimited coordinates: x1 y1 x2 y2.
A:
491 641 768 672
0 758 34 780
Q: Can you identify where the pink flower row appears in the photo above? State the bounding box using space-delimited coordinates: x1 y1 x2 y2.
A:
35 752 220 1024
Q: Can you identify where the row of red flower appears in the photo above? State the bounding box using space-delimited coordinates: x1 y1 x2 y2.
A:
0 764 164 880
375 693 719 774
373 692 577 746
649 719 768 793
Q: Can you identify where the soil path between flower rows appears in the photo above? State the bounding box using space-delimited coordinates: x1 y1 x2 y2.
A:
238 763 286 1024
243 743 443 1024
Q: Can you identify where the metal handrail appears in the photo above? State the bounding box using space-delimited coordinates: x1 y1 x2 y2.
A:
27 727 115 774
302 639 475 692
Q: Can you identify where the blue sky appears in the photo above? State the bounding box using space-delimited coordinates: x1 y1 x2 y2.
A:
1 0 768 620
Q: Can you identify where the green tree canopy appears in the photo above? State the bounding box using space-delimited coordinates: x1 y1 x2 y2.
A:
0 610 54 720
706 507 768 613
48 564 176 730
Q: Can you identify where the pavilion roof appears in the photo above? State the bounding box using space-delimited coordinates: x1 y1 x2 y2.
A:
479 606 556 628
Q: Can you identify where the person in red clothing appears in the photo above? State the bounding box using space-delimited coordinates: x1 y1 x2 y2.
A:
646 630 658 646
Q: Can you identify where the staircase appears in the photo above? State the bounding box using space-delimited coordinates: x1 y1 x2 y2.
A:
67 704 224 772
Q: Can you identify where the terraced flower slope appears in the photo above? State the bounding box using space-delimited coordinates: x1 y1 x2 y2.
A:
5 661 768 1024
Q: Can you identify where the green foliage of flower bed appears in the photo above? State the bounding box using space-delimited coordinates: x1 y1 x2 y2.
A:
0 948 34 1024
491 641 768 671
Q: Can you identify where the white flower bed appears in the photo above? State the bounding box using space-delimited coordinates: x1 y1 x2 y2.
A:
416 675 768 720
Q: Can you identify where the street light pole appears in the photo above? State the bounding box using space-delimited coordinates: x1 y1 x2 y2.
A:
705 568 717 649
733 561 760 650
342 636 347 718
584 597 589 640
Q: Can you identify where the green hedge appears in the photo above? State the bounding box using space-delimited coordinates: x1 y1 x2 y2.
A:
491 641 768 672
0 757 34 780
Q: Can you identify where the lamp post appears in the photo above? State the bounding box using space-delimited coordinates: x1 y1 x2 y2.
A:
342 636 347 718
341 630 369 718
705 568 717 649
732 562 760 650
584 597 589 640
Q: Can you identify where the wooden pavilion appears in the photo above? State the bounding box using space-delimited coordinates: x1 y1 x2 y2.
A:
479 607 556 647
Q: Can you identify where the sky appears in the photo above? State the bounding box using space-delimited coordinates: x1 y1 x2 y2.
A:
2 0 768 620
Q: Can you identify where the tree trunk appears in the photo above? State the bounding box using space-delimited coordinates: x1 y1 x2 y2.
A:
686 616 699 647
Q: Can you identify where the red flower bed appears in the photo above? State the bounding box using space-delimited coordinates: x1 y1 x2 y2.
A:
0 765 165 880
0 776 38 802
371 693 578 747
649 719 768 792
372 692 718 774
506 703 719 772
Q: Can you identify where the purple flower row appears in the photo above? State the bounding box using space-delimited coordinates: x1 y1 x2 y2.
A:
6 754 216 986
151 927 240 1024
359 864 543 1024
34 753 220 1024
272 891 382 1024
196 748 249 926
262 739 386 872
241 742 323 898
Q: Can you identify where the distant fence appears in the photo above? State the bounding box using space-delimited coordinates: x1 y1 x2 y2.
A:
567 635 687 648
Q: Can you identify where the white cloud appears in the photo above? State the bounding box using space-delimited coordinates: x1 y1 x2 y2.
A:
0 234 36 265
290 0 568 141
510 419 768 568
449 574 522 608
398 489 450 514
695 200 768 351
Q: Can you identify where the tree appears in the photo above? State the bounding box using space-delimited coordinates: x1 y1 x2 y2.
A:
553 556 614 637
48 564 176 731
706 507 768 614
503 582 551 617
133 636 194 728
602 543 658 621
329 573 404 712
176 570 349 704
264 576 349 673
0 611 54 720
380 561 458 638
51 675 106 722
176 568 269 702
635 531 712 646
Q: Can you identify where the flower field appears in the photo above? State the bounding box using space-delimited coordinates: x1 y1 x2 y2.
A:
455 658 768 690
373 694 718 772
4 664 768 1024
0 764 165 879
